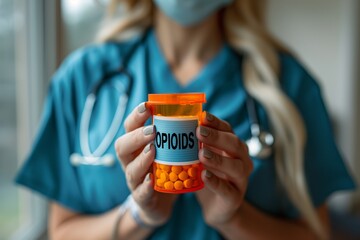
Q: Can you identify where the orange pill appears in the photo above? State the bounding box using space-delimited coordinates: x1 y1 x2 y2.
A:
169 172 178 182
160 164 171 172
178 171 189 181
184 179 193 188
156 169 162 178
188 167 197 178
156 179 164 187
160 172 169 182
171 166 182 174
164 181 174 190
158 177 166 184
174 181 184 190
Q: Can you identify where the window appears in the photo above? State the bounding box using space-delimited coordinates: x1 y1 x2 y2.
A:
1 1 58 239
0 0 20 238
0 1 106 239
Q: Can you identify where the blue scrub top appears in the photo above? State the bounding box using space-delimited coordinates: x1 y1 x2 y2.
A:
16 29 355 239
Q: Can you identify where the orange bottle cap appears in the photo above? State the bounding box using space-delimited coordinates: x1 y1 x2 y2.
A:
148 93 206 104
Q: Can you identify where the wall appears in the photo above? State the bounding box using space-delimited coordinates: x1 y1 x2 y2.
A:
267 0 360 211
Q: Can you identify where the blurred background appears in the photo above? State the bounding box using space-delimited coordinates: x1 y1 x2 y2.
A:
0 0 359 239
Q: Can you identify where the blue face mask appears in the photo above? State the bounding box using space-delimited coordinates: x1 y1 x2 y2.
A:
154 0 233 26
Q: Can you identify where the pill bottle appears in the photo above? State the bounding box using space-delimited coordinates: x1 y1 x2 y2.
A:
148 93 206 194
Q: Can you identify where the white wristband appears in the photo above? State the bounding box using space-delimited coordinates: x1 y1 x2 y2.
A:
112 195 132 240
112 195 156 240
127 195 157 228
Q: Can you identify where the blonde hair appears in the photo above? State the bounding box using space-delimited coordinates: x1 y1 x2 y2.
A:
97 0 326 238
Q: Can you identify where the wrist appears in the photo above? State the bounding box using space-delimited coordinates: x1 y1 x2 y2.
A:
213 213 240 232
113 200 155 240
127 195 160 229
137 210 167 228
212 205 244 236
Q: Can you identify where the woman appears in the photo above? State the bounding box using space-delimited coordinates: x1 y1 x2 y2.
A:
16 0 355 239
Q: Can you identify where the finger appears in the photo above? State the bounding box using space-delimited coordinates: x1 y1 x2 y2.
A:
199 148 245 187
201 147 253 178
125 143 155 190
200 161 228 180
203 144 254 176
132 172 154 206
200 112 233 133
198 128 253 174
201 170 240 203
197 126 245 158
124 102 152 133
115 125 155 166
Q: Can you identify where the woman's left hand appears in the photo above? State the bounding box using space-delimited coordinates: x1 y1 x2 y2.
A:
195 112 253 228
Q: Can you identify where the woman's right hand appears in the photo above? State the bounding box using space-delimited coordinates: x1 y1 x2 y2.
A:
115 102 177 227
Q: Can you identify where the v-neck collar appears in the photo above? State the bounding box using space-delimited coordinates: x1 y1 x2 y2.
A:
148 29 232 93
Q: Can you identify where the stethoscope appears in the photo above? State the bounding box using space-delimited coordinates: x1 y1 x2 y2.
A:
245 95 274 159
70 30 140 167
70 30 274 167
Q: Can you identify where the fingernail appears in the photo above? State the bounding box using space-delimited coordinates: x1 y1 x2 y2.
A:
199 126 209 137
145 173 151 182
143 125 154 136
137 102 147 113
206 112 214 122
144 142 153 153
203 149 213 159
205 170 212 178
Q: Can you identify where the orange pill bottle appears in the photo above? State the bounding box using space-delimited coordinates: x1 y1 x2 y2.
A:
148 93 206 194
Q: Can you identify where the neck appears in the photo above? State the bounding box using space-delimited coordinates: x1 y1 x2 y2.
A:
154 10 223 67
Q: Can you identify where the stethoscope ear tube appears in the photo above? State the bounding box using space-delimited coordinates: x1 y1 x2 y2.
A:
73 92 128 167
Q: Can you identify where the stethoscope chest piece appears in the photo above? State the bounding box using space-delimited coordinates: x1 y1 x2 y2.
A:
245 93 274 159
245 124 274 159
